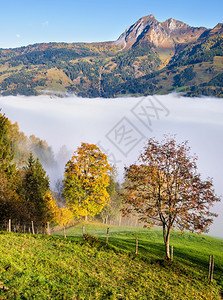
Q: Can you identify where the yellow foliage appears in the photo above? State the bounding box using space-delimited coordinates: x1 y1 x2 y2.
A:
57 207 74 226
43 192 60 224
64 143 111 218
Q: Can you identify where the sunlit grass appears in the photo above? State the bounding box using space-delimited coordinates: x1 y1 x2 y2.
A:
0 224 222 299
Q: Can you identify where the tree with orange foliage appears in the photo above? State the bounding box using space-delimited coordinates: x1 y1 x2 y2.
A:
122 136 220 259
42 192 59 224
64 143 111 220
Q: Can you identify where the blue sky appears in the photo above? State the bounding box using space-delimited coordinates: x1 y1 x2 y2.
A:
0 0 222 48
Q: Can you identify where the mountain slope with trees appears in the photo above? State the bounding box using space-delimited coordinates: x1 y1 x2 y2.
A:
0 16 222 98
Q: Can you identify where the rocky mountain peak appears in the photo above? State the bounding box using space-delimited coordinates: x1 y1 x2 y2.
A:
163 18 189 31
114 14 159 49
115 15 207 50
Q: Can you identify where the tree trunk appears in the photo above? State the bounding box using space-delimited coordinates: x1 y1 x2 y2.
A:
85 215 88 222
119 215 122 226
165 229 171 260
163 224 166 244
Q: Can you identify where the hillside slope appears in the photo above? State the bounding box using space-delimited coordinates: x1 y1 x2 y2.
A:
0 16 222 98
0 227 222 299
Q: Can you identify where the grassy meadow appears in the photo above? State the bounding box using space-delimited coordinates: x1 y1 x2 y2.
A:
0 223 222 299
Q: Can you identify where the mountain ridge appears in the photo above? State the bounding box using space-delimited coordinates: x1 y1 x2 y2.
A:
0 15 222 98
115 15 207 50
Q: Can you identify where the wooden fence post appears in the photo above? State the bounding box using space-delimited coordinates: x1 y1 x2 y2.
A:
135 237 138 254
211 255 214 281
83 225 85 240
63 225 66 239
106 227 109 244
8 219 11 232
208 255 212 280
171 246 174 261
31 221 35 234
47 222 50 235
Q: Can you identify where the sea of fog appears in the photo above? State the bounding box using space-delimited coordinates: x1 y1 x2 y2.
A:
0 93 222 238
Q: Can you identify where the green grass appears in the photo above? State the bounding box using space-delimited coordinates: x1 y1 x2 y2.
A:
55 223 223 287
0 223 222 299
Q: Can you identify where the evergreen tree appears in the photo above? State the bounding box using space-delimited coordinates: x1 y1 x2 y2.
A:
23 153 50 224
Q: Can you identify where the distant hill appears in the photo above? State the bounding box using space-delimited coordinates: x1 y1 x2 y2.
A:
0 15 222 98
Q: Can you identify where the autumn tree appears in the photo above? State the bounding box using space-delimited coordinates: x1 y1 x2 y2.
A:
0 169 22 222
42 192 59 224
64 143 111 220
0 112 14 172
122 136 220 259
57 207 74 226
0 112 22 222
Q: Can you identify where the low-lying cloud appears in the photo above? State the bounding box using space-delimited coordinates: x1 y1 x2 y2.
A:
0 93 222 238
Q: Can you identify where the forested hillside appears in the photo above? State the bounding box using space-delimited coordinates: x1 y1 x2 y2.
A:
0 16 222 98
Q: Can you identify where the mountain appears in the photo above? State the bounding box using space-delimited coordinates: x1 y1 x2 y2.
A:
0 16 222 98
115 14 207 49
